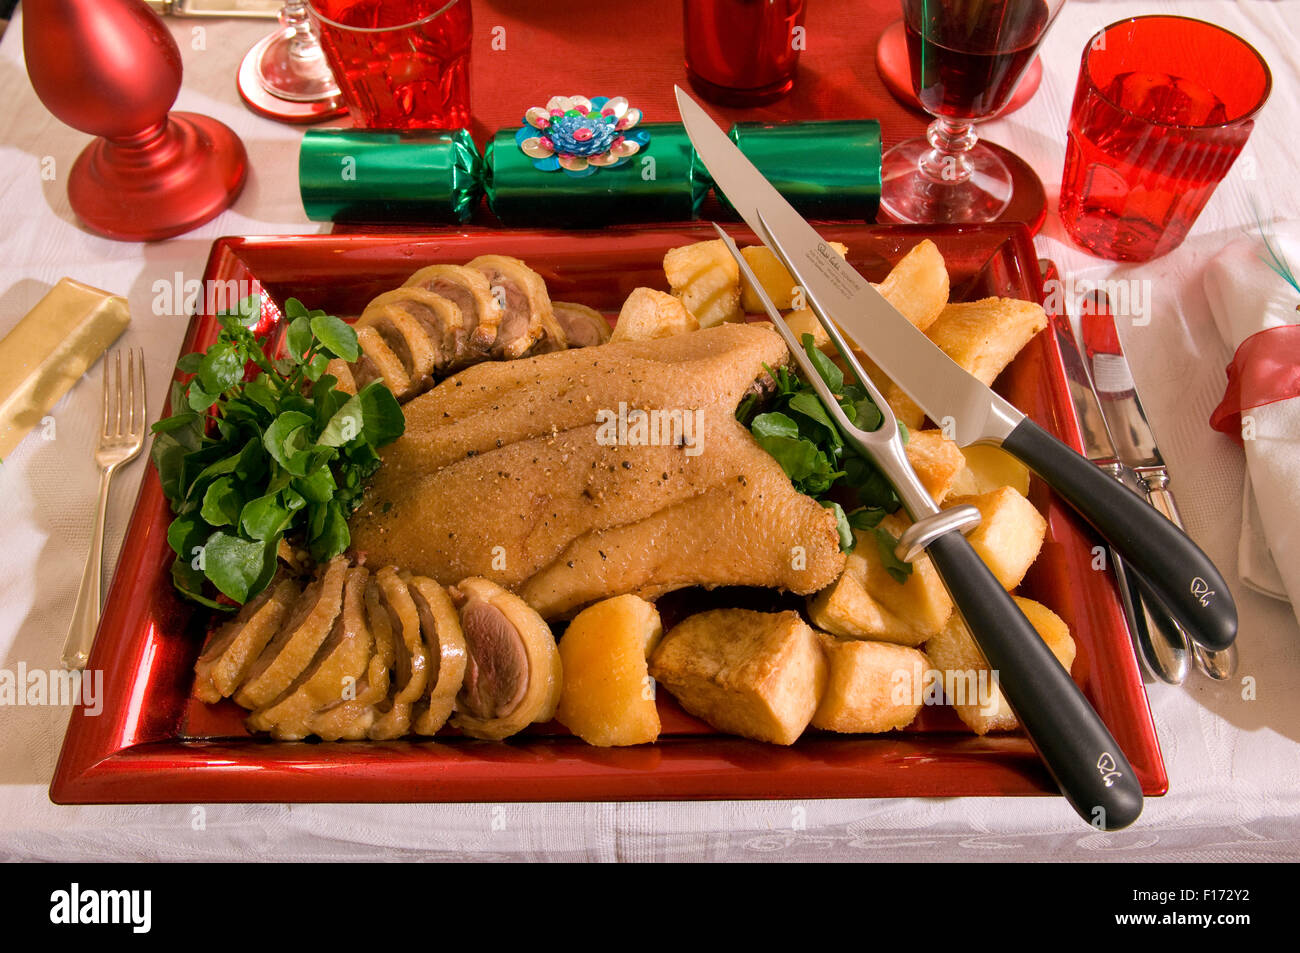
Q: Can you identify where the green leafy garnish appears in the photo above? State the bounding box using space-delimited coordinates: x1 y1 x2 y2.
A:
740 334 913 581
150 295 404 607
874 527 913 585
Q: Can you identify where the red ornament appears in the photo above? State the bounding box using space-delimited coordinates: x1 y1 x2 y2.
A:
23 0 248 241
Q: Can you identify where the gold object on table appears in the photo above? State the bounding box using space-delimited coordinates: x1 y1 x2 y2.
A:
0 278 130 461
147 0 282 16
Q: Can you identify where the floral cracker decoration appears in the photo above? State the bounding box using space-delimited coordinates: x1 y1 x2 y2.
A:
515 95 650 177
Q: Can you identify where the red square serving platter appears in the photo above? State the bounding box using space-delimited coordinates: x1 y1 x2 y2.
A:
51 223 1166 804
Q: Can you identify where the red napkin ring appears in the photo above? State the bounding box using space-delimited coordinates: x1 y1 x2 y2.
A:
1209 324 1300 446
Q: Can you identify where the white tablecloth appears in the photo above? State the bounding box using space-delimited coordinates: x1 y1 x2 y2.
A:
1 2 1298 862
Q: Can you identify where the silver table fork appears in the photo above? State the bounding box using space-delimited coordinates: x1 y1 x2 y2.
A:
62 349 146 670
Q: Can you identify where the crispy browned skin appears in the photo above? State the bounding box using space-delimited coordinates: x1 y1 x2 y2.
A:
350 324 846 618
407 574 468 736
247 566 373 739
305 578 396 740
519 444 840 617
234 557 348 710
367 565 430 740
192 577 300 704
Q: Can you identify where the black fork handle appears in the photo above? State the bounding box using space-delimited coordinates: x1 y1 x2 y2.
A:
926 530 1144 830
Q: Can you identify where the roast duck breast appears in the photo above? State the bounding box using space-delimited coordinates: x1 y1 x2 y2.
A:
350 321 846 619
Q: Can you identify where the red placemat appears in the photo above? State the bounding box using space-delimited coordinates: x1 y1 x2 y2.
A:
466 0 924 149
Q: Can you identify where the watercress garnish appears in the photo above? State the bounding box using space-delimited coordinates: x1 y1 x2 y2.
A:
151 295 404 608
739 333 913 581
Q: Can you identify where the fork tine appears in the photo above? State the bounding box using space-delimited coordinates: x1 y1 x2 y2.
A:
712 223 866 446
134 348 147 437
752 209 900 436
101 353 111 437
127 349 136 435
115 350 124 436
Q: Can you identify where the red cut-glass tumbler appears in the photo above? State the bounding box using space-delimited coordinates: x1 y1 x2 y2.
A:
309 0 471 130
1059 16 1272 262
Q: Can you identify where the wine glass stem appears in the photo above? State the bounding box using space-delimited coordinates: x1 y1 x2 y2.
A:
918 117 979 186
281 1 320 60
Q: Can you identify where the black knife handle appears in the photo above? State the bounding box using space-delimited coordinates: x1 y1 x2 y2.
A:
926 531 1144 830
1002 418 1237 651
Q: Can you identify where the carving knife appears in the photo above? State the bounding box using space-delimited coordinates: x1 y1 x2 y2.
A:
1080 293 1238 679
675 83 1237 654
727 217 1142 830
1039 260 1189 685
679 91 1145 829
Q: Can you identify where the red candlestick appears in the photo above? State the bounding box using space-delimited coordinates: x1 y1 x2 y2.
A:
23 0 248 241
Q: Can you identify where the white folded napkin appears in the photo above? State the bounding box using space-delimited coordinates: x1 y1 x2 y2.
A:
1203 224 1300 616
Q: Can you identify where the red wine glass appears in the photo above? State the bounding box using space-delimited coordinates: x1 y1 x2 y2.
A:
237 1 347 123
880 0 1064 224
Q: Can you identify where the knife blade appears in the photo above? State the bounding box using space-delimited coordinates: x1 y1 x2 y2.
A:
1081 292 1238 677
1040 260 1190 685
745 216 1142 830
674 83 1237 653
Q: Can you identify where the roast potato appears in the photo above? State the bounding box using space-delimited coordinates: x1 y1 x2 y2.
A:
611 287 700 343
873 239 949 332
663 239 743 327
783 308 832 353
649 609 826 745
555 594 663 746
924 297 1048 387
807 513 953 646
949 444 1032 498
739 242 848 313
904 428 967 504
945 486 1047 590
812 636 929 734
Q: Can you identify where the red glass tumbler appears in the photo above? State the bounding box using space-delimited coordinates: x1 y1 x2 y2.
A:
309 0 472 130
1059 16 1272 262
683 0 807 106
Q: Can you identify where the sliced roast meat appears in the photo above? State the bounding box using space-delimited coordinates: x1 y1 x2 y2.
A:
233 556 348 710
193 576 301 704
246 566 373 739
550 301 611 349
458 599 528 719
352 325 414 400
407 573 468 736
361 288 466 379
323 357 358 396
450 577 562 741
465 255 562 359
307 577 396 741
403 264 502 362
359 296 438 389
367 565 430 740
